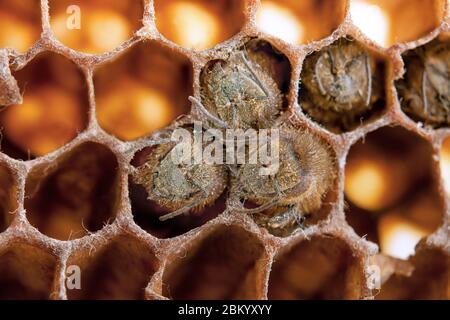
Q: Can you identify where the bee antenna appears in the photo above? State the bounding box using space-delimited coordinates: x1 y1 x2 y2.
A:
315 54 328 96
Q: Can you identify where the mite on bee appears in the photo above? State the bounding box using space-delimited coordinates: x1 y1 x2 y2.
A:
132 127 228 222
300 38 380 131
196 45 284 131
232 128 335 235
396 39 450 127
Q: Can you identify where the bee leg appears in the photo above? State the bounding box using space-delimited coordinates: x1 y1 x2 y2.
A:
266 205 299 230
237 52 270 97
315 53 328 96
271 174 285 197
267 205 306 232
365 54 372 106
189 96 257 147
159 169 211 221
328 49 337 73
159 191 208 221
422 70 429 115
267 210 295 230
189 96 229 129
233 175 282 214
292 207 306 229
234 197 281 214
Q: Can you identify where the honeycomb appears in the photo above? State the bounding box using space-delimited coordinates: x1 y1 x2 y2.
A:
0 0 449 300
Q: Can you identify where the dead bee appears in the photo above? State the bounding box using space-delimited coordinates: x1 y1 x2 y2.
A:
132 128 228 221
300 38 380 131
197 48 284 130
233 128 335 235
396 39 450 126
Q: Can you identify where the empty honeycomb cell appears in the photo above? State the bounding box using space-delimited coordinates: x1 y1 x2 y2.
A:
0 243 57 300
268 236 364 300
350 0 446 47
0 0 41 52
66 236 159 300
162 225 266 299
0 163 16 233
256 0 347 44
129 145 227 239
0 52 89 160
24 142 120 240
49 0 144 54
299 37 388 133
376 248 449 299
396 38 449 127
154 0 246 50
94 41 193 141
345 126 444 259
